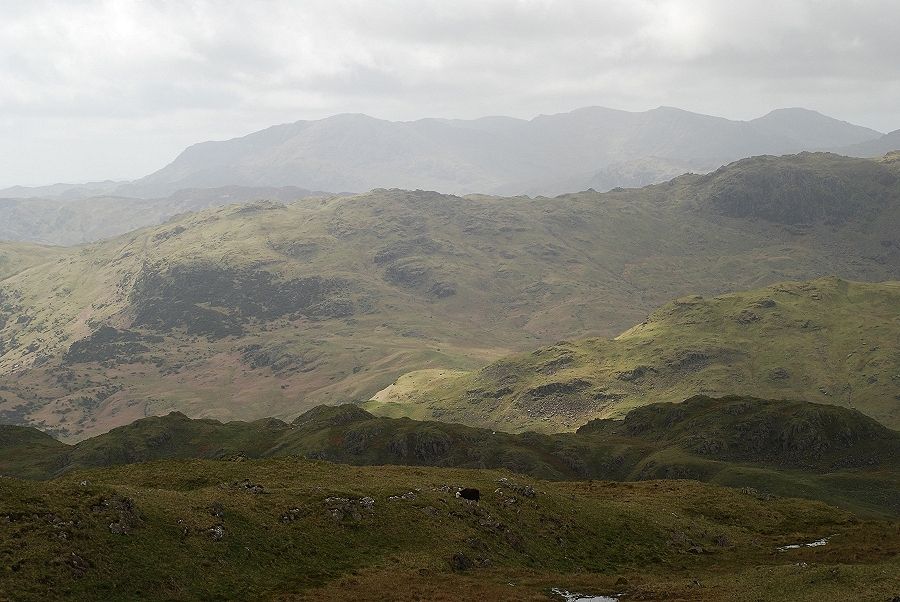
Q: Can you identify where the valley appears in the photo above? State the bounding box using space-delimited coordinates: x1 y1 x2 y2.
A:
2 152 899 440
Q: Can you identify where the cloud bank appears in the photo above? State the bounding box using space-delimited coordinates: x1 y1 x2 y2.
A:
2 0 899 186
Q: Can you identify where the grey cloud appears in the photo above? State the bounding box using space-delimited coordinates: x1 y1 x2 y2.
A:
1 0 899 186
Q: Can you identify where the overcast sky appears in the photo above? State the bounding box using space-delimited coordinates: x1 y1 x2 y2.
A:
2 0 899 187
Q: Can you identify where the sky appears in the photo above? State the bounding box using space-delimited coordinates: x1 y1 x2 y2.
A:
2 0 899 187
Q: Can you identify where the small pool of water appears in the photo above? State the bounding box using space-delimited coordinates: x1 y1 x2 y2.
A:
551 587 619 601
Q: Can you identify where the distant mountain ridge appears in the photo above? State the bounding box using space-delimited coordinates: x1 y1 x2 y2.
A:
117 106 884 198
1 106 891 246
0 185 336 245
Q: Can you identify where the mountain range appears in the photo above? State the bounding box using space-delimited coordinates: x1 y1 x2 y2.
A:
1 106 897 247
2 152 899 441
114 106 884 198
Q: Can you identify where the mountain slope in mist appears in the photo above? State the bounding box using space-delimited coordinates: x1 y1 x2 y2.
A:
0 186 334 245
119 106 882 197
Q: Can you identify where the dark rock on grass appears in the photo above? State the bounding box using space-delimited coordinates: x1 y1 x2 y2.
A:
428 281 456 298
51 551 91 578
527 379 592 398
770 367 791 380
388 429 452 461
616 366 656 382
383 261 430 288
324 496 375 523
64 326 161 364
91 495 141 535
208 525 225 540
449 552 473 572
230 479 265 494
496 477 536 499
130 263 351 338
735 309 761 324
208 502 225 518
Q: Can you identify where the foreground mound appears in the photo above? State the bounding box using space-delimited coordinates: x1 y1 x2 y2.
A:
0 458 898 601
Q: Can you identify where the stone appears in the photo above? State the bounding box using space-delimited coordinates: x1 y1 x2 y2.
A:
449 552 473 571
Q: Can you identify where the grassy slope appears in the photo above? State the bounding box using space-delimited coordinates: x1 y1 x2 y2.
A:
366 277 900 432
0 458 898 601
1 153 899 440
0 242 63 280
3 396 898 517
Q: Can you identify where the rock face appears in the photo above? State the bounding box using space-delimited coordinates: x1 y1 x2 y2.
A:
693 153 898 225
613 395 896 467
130 264 352 337
388 430 453 462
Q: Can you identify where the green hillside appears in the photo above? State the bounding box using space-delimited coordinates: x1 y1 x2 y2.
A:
367 278 900 431
3 396 898 516
0 457 898 601
1 153 899 440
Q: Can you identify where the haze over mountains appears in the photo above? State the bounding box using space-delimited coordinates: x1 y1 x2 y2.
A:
114 106 884 198
2 106 895 246
0 186 335 246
